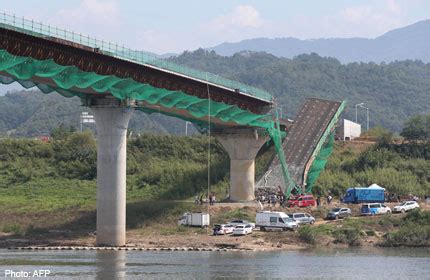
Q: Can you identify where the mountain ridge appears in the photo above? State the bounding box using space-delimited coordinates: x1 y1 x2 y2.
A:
208 19 430 63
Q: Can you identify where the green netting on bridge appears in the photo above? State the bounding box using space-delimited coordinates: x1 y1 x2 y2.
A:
0 12 272 102
305 132 335 193
0 49 274 129
0 48 315 198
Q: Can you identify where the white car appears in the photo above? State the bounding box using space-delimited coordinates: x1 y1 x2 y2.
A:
361 203 391 216
233 224 253 236
213 224 234 235
393 201 420 213
229 220 256 229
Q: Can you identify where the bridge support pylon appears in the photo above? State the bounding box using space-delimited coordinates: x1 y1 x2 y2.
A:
90 98 133 246
215 129 268 201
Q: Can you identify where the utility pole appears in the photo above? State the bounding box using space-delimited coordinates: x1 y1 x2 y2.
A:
355 103 369 131
355 103 364 123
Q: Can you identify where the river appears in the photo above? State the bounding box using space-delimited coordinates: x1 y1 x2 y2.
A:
0 248 429 279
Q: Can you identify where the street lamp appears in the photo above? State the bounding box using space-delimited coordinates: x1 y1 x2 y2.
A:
360 105 369 131
355 103 364 123
355 103 369 131
276 107 283 119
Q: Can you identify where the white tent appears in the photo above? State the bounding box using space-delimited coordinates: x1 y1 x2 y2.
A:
368 183 385 190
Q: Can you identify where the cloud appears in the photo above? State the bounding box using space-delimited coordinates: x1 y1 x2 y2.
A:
53 0 120 28
55 0 423 55
210 5 264 32
331 0 407 37
133 5 267 53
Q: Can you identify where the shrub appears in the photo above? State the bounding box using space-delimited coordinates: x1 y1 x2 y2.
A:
333 228 362 246
298 225 317 245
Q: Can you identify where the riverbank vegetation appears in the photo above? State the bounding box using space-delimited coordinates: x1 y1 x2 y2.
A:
314 115 430 197
0 115 428 248
298 209 430 247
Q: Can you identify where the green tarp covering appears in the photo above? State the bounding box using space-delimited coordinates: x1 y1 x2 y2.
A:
305 132 335 193
0 49 274 129
0 48 310 194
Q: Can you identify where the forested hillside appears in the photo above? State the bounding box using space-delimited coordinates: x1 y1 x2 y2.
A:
172 50 430 132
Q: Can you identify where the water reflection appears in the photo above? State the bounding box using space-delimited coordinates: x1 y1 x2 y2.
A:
96 250 126 280
0 248 429 279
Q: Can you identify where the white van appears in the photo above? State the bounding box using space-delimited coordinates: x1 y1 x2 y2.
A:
255 211 299 231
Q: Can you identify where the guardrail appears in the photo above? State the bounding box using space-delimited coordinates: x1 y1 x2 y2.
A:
0 12 273 102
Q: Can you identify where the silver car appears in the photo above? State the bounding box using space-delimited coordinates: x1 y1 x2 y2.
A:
326 208 352 220
288 213 315 225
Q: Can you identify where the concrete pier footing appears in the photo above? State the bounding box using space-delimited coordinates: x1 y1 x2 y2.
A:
215 129 268 201
90 100 133 246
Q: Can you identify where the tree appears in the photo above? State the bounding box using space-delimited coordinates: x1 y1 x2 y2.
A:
401 115 430 142
50 123 71 140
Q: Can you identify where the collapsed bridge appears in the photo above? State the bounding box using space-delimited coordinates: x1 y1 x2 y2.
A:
0 12 345 246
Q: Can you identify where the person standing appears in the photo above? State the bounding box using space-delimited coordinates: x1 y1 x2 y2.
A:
327 195 333 205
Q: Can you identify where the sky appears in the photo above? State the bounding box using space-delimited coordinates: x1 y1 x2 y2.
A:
1 0 430 54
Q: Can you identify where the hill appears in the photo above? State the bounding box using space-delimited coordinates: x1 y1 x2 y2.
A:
171 50 430 132
209 19 430 63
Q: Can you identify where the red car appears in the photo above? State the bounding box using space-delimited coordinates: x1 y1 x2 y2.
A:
287 195 316 207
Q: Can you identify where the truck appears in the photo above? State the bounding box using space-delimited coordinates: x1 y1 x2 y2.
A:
178 212 210 227
342 184 385 204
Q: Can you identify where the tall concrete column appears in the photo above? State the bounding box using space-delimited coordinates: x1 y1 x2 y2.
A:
215 129 268 201
90 99 133 246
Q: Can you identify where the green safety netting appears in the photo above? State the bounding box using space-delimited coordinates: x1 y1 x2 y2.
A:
266 112 299 199
0 49 275 129
305 132 335 193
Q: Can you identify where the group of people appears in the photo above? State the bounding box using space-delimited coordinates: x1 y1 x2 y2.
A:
194 192 217 205
256 186 288 207
385 192 423 202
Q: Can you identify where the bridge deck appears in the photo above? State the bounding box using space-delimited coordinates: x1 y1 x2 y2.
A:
283 98 341 186
0 13 273 105
257 98 342 190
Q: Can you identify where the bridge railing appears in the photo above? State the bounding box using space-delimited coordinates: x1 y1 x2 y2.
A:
0 12 273 102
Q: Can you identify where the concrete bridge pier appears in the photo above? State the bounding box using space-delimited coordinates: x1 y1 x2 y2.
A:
215 129 268 201
90 98 133 246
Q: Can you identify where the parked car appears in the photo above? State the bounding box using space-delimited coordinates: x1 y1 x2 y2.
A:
287 195 316 207
228 220 256 229
255 211 299 231
212 224 234 235
393 201 420 213
326 208 352 220
233 224 253 236
288 213 315 225
361 203 391 216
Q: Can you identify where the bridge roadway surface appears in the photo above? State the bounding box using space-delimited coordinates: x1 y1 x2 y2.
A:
257 98 343 191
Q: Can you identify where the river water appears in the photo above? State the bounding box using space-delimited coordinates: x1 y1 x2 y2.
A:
0 248 429 279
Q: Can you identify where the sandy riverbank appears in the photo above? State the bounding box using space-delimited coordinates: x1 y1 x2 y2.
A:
2 201 428 251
